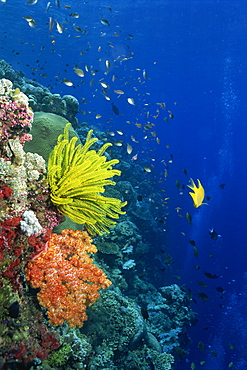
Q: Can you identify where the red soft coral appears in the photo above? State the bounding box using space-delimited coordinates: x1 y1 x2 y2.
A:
25 229 112 327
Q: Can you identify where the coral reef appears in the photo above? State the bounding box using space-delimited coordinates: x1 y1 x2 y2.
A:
138 284 195 354
0 75 194 370
81 289 175 370
0 60 79 125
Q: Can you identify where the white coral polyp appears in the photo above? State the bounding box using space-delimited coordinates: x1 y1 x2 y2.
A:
20 210 42 236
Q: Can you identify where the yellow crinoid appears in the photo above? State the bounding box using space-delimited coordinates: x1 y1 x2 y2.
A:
47 123 127 235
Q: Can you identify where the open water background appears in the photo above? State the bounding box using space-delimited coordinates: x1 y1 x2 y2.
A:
1 0 247 368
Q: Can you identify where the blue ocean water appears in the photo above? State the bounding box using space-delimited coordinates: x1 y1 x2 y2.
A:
1 0 247 368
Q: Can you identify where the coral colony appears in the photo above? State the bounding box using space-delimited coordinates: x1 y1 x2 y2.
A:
0 79 119 364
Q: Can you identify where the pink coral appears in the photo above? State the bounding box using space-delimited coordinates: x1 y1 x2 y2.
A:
0 98 33 144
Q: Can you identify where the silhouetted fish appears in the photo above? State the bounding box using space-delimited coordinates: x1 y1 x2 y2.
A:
8 301 19 318
111 103 119 115
204 271 219 279
209 228 220 240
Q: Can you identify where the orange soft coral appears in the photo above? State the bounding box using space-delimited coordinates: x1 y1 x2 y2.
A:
25 229 111 327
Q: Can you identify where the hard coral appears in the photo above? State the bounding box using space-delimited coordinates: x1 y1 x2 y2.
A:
48 123 127 235
25 229 112 327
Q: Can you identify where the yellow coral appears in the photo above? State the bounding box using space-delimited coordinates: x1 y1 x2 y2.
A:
48 123 127 234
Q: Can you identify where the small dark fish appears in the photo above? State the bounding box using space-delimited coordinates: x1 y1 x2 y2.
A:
193 247 199 258
138 270 146 278
204 271 219 279
183 169 188 175
209 228 220 240
186 212 192 224
211 350 217 357
157 219 164 224
175 180 180 189
206 196 211 201
188 288 193 300
216 286 224 293
197 291 208 302
169 113 174 119
165 255 175 264
189 239 196 246
197 281 207 287
8 301 19 318
175 346 184 360
55 0 60 7
195 265 200 270
198 340 205 352
219 183 226 189
101 18 110 26
70 12 80 18
141 307 149 320
111 103 119 115
173 275 181 280
26 0 38 4
74 26 84 33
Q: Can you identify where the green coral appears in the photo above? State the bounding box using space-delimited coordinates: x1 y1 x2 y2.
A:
0 279 17 310
146 348 174 370
47 123 127 235
48 344 72 367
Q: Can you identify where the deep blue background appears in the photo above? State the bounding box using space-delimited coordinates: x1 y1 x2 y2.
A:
1 0 247 368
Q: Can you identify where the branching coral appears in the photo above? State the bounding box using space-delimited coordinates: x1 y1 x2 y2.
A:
25 228 112 327
47 123 127 235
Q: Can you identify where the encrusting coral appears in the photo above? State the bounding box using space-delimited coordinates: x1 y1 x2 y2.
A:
25 228 112 327
47 122 127 235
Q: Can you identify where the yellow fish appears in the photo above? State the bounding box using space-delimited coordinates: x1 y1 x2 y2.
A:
188 178 207 208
